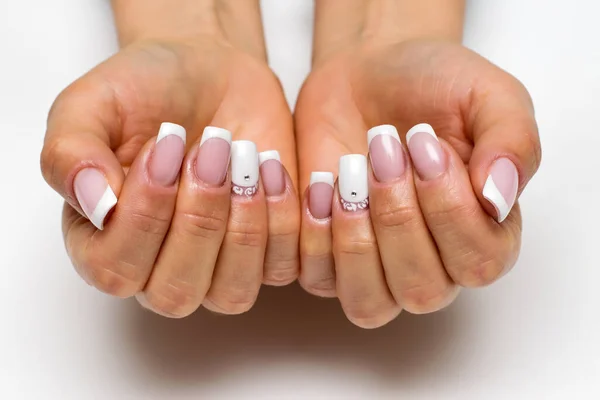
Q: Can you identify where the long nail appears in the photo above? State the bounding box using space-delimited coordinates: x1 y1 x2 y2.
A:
368 124 406 182
195 126 232 186
339 154 369 212
259 150 285 196
231 140 259 197
406 123 448 181
483 158 519 223
74 168 117 230
309 172 334 219
149 122 186 187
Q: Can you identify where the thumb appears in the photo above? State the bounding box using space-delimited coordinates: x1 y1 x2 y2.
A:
468 74 542 223
41 81 125 230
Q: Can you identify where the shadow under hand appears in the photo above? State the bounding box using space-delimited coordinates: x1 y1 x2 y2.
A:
119 284 470 390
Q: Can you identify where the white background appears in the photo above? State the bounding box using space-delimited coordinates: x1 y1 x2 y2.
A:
0 0 598 399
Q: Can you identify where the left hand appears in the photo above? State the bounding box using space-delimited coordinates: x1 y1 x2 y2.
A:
295 39 541 328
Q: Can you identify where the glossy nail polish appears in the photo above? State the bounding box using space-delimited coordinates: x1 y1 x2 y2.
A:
368 124 406 182
338 154 369 212
195 126 232 186
259 150 285 196
406 123 448 181
74 168 117 230
309 171 334 219
231 140 259 197
149 122 186 187
483 158 519 223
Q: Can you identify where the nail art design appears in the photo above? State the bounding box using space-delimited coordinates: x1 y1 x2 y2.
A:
74 168 117 230
482 158 519 223
405 123 448 181
150 122 187 187
196 126 232 186
231 140 259 197
338 154 369 212
309 172 335 219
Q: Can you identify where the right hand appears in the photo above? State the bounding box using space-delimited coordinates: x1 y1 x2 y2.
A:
40 36 300 317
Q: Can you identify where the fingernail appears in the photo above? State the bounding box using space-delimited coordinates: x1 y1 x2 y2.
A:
339 154 369 212
149 122 186 187
406 123 447 181
74 168 117 230
259 150 285 196
368 124 406 182
309 172 334 219
231 140 259 197
195 126 232 186
483 158 519 223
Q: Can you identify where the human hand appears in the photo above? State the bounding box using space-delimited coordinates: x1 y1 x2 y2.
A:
40 0 300 317
295 5 541 328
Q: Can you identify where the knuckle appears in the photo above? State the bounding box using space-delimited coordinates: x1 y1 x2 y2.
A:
40 137 68 189
299 273 337 298
143 278 202 319
128 209 172 236
400 280 458 314
263 259 299 286
425 201 480 231
227 223 266 248
176 209 227 239
204 287 258 315
344 302 400 329
374 204 422 231
334 238 377 257
263 232 300 286
449 251 508 288
83 252 142 297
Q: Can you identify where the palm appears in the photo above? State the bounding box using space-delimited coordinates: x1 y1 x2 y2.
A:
295 39 511 189
70 40 296 182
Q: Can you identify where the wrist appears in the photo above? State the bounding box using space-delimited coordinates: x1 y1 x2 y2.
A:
111 0 267 60
313 0 465 65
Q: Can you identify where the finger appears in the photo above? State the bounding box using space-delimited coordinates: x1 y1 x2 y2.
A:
203 140 268 315
367 125 458 314
333 155 401 329
406 123 521 287
299 172 336 298
467 75 541 222
65 123 186 297
258 151 301 286
41 82 124 230
138 127 232 318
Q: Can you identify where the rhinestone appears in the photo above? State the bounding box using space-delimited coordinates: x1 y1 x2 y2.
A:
351 191 357 197
244 175 250 181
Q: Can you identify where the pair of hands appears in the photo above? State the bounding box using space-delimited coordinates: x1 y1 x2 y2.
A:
40 29 540 328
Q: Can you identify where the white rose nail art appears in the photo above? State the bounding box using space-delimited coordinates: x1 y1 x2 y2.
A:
231 140 259 197
338 154 369 211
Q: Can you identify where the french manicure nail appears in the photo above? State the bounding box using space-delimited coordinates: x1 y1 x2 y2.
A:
259 150 285 196
150 122 186 187
74 168 117 230
195 126 232 186
231 140 259 197
368 124 406 182
339 154 369 212
483 158 519 223
406 123 447 181
309 172 334 219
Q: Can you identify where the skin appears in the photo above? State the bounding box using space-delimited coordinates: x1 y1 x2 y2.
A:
40 0 300 317
296 0 542 328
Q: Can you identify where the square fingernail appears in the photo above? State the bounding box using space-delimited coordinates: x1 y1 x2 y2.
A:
196 126 232 186
339 154 369 212
368 124 406 182
309 171 334 219
231 140 259 197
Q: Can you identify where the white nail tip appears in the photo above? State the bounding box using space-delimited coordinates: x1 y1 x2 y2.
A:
157 122 186 145
406 123 437 145
258 150 280 165
231 140 259 188
367 125 400 146
310 172 334 187
201 126 232 145
90 186 117 230
339 154 368 205
483 175 511 223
